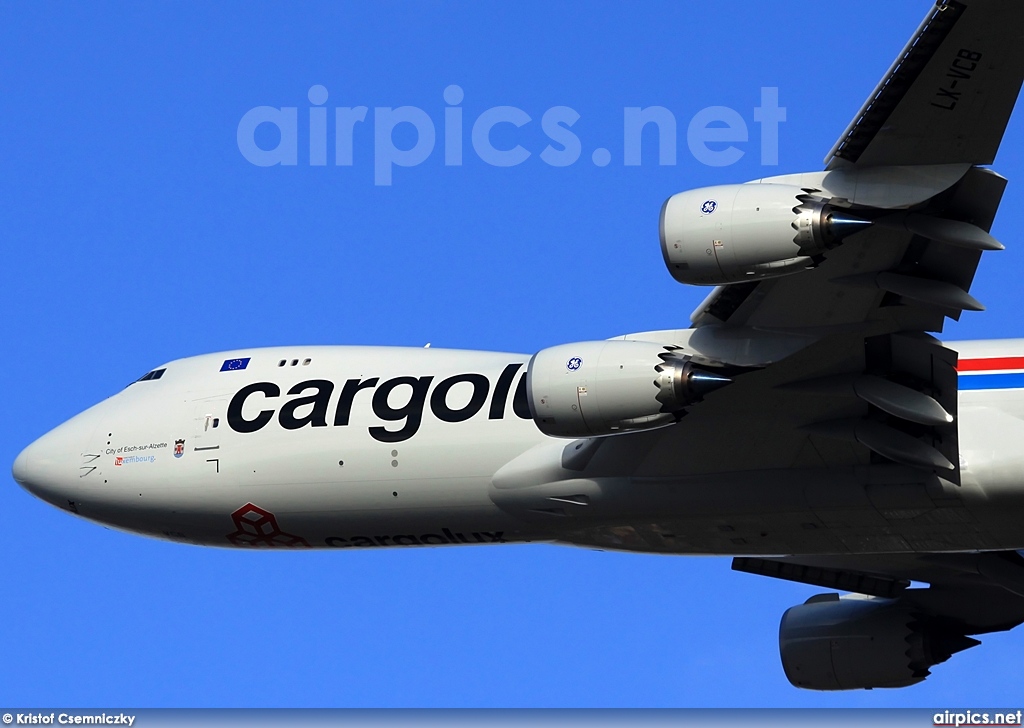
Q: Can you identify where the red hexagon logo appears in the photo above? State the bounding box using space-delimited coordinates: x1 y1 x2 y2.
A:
226 503 310 548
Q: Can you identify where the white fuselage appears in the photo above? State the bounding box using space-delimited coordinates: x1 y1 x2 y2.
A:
13 339 1024 555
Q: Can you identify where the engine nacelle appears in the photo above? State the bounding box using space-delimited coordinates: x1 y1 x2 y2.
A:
525 340 730 438
779 594 979 691
660 183 870 285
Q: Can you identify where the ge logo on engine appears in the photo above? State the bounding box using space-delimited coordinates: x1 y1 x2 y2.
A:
700 199 718 215
566 357 583 371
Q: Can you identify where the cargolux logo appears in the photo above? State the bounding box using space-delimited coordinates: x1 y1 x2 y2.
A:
226 503 310 548
227 361 532 443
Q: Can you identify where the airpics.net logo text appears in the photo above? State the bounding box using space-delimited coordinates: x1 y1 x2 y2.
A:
236 85 787 185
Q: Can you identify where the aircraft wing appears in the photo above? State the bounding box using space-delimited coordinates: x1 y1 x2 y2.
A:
626 0 1024 669
642 164 1007 486
825 0 1024 169
692 0 1024 334
733 551 1024 640
504 3 1024 680
666 0 1024 484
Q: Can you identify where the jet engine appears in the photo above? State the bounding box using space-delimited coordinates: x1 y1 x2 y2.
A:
525 340 730 438
660 183 870 285
779 594 979 691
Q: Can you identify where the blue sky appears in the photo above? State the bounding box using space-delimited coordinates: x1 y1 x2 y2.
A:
3 1 1024 708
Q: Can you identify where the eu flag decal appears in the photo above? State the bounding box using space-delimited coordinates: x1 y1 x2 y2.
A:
220 357 251 372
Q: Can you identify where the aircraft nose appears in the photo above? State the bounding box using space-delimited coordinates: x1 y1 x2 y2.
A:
11 445 32 489
12 417 92 508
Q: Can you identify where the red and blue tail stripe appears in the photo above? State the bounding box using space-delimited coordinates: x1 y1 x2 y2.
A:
957 357 1024 390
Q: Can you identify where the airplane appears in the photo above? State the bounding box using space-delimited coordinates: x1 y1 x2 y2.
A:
12 0 1024 692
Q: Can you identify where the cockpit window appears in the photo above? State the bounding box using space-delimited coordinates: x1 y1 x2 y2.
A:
130 368 166 385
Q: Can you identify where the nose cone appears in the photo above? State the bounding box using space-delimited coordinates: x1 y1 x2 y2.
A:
11 445 32 488
12 416 93 508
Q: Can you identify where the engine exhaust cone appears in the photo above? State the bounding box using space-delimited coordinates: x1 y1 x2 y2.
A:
827 213 873 241
687 370 732 398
